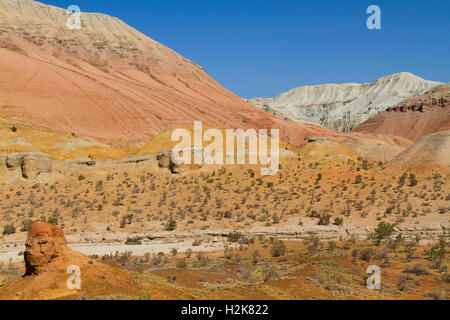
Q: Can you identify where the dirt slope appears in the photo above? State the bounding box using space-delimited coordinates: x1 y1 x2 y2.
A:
390 131 450 171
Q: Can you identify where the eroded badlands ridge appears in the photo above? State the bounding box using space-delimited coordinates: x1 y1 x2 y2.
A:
354 84 450 141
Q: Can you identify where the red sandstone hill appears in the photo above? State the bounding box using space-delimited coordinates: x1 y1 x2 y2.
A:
353 84 450 141
0 0 335 147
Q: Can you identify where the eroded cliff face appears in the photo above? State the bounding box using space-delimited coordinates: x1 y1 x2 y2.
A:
354 84 449 141
249 72 441 132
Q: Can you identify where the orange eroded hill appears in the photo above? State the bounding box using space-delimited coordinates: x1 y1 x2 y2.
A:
0 0 335 148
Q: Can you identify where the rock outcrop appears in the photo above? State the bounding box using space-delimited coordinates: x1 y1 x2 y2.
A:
157 151 179 174
68 157 96 167
157 148 203 174
24 221 67 276
249 73 441 132
5 151 52 179
117 154 152 165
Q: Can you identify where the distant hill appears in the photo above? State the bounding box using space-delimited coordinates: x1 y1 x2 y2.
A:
354 84 449 141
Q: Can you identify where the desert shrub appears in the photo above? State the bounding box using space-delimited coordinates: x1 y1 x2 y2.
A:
359 248 375 262
11 126 17 132
270 239 287 257
262 265 279 282
398 173 408 187
351 249 359 262
47 215 59 226
118 251 133 265
20 219 33 232
397 274 413 291
252 250 260 265
318 213 331 226
2 224 15 235
164 216 177 231
333 217 344 226
424 290 447 300
327 241 337 256
308 235 322 254
125 237 142 245
428 237 446 269
120 216 127 228
176 259 187 269
196 252 209 267
409 174 418 186
404 264 429 276
224 244 234 260
166 275 177 284
227 231 242 243
185 248 193 258
151 252 166 266
369 221 396 246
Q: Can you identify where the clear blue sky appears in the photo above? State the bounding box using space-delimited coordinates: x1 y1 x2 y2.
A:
40 0 449 98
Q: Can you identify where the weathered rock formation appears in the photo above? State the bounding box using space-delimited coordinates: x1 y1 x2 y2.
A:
5 151 52 179
249 73 441 132
354 84 450 141
24 221 68 275
157 148 203 174
0 221 140 300
68 157 96 167
117 154 152 165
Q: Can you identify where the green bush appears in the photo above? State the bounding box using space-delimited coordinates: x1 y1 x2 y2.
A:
164 216 177 231
334 217 344 226
125 237 142 245
369 221 396 246
227 231 242 243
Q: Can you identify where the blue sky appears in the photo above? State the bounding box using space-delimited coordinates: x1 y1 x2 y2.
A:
40 0 449 98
